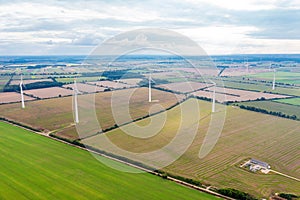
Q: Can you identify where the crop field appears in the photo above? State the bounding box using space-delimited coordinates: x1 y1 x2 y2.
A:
214 79 300 97
221 68 269 76
0 88 184 140
82 99 300 197
63 83 106 93
0 77 9 91
88 80 132 89
249 71 300 85
56 76 104 83
273 97 300 106
24 87 73 99
10 78 53 85
118 78 142 86
236 100 300 119
204 86 289 102
0 121 217 200
0 92 36 104
157 81 212 93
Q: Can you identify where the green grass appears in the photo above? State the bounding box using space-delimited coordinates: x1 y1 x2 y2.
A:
274 97 300 106
0 121 218 200
236 100 300 119
249 71 300 85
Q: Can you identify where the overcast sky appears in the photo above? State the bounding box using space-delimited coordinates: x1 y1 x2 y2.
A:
1 0 300 55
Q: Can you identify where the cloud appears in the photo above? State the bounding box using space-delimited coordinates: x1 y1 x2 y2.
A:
0 0 299 55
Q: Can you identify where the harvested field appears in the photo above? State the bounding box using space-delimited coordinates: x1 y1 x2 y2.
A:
24 87 73 99
118 78 142 86
10 78 53 85
0 92 35 104
63 83 106 93
88 80 131 89
203 86 290 102
0 88 184 140
157 81 212 93
82 99 300 197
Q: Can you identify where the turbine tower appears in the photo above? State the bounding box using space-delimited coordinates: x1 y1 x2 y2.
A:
210 80 216 113
272 69 276 90
74 79 79 123
20 75 25 109
148 73 152 103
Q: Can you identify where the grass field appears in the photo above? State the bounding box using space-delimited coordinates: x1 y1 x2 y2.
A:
0 121 218 200
0 88 183 140
274 97 300 106
217 79 300 97
236 100 300 119
249 71 300 85
56 76 105 83
82 99 300 198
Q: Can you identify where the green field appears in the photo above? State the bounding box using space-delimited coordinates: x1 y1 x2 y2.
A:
249 71 300 85
237 100 300 119
83 99 300 198
0 121 218 200
274 97 300 106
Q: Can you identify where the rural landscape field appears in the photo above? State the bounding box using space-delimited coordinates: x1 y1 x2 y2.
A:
1 53 299 200
1 1 300 200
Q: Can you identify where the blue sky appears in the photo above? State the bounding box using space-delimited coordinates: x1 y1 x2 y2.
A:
0 0 300 55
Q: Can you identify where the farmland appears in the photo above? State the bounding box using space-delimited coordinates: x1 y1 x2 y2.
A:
157 81 212 93
10 78 53 85
0 88 184 140
24 87 73 98
0 121 217 200
63 83 106 93
0 92 36 104
249 71 300 85
88 80 132 89
82 99 300 197
56 76 104 83
203 86 289 102
236 100 300 119
274 97 300 106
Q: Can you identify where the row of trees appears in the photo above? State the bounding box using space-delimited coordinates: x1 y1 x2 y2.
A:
239 105 298 120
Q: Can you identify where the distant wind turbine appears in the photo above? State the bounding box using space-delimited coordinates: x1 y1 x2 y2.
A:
148 73 152 103
210 80 216 113
245 57 249 74
20 75 25 109
74 79 79 123
272 69 276 90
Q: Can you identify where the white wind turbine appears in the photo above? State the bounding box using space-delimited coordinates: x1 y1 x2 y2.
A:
74 79 79 123
272 69 276 90
210 80 216 113
148 72 152 103
20 75 25 109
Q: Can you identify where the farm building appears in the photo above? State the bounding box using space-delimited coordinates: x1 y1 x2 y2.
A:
250 158 270 169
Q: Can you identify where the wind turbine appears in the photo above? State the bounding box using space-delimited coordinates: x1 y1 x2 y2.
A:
272 69 276 90
74 79 79 123
20 75 25 109
245 57 249 75
210 80 216 113
148 72 152 103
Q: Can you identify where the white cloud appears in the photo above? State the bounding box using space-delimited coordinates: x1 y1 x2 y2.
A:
0 0 299 55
